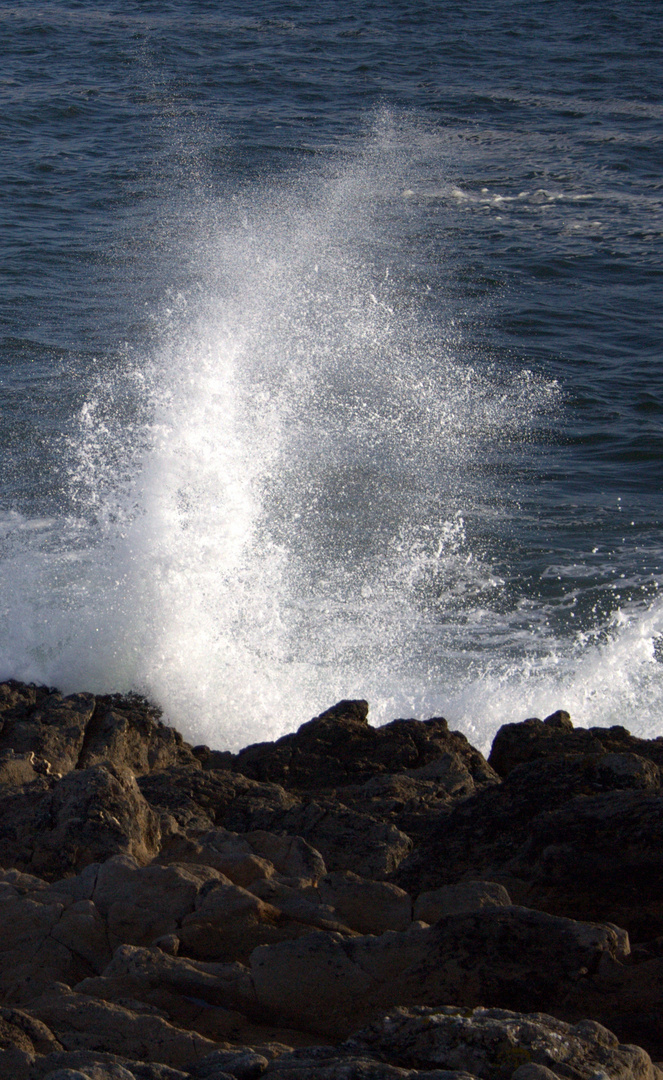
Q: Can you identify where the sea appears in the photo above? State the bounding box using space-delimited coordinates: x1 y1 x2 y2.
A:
1 0 662 752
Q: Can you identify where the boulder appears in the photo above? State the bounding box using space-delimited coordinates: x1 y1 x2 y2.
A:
91 856 226 950
259 800 413 879
179 879 323 963
396 752 662 898
138 770 297 833
0 689 95 776
77 695 200 776
506 788 663 940
0 882 109 1004
156 830 277 890
0 1006 61 1080
348 1005 663 1080
232 702 497 793
488 712 663 779
413 882 512 923
25 987 223 1070
317 872 412 934
31 764 161 878
249 907 629 1037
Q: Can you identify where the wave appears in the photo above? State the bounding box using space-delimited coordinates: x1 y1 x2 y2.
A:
1 115 660 750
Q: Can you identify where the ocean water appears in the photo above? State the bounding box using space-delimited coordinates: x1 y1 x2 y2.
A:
1 0 662 751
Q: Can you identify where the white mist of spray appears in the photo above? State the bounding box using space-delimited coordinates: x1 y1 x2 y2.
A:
1 115 661 749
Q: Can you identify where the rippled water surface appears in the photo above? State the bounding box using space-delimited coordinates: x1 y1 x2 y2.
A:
1 1 662 748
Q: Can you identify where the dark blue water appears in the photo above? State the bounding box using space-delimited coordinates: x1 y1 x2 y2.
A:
1 1 662 749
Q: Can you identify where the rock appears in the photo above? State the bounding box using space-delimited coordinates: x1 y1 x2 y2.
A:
506 788 663 940
488 712 663 779
179 879 318 963
25 987 222 1070
335 770 475 842
190 1047 270 1078
233 702 497 793
0 1006 62 1079
246 880 354 935
0 689 95 776
138 770 297 833
260 1043 477 1079
77 696 200 777
348 1005 662 1080
244 833 326 886
31 764 161 878
413 882 512 923
264 801 413 879
91 856 226 950
33 1049 190 1079
156 830 277 889
42 1066 136 1080
95 945 258 1016
0 750 39 786
318 872 412 934
0 884 109 1004
396 752 662 898
249 906 629 1038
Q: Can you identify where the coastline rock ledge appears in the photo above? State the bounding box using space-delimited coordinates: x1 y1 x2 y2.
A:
0 682 663 1079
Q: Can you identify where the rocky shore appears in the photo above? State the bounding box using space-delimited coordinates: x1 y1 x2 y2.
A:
1 682 662 1079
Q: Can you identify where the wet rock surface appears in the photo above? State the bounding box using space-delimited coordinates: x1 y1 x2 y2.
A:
1 683 663 1079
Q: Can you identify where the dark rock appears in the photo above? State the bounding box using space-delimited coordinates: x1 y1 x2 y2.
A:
249 906 629 1038
0 690 95 777
506 788 663 939
138 769 297 833
348 1005 662 1080
0 763 160 880
77 696 201 776
489 711 663 779
233 703 497 793
396 752 661 898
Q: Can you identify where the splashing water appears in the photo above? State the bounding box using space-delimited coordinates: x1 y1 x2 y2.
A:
1 119 662 750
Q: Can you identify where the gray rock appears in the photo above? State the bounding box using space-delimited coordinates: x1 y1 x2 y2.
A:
191 1048 269 1078
413 882 511 923
348 1006 660 1080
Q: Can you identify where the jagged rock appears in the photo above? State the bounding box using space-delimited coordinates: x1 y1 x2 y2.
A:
77 696 200 777
138 770 297 834
317 872 411 934
488 711 663 779
260 1043 477 1079
334 770 473 842
249 906 629 1037
91 856 225 950
0 688 95 776
0 764 160 881
413 882 512 923
25 987 223 1070
396 752 662 898
347 1005 663 1080
0 876 110 1004
32 764 161 879
506 788 663 940
232 702 497 793
255 801 413 879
